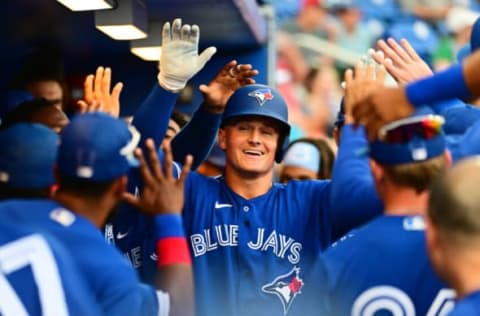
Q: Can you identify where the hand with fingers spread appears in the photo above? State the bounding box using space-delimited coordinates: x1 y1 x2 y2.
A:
158 18 217 92
122 139 193 216
372 38 433 84
77 66 123 117
199 60 259 113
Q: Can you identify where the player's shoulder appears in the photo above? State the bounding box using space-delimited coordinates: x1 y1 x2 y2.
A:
278 178 330 196
186 171 223 189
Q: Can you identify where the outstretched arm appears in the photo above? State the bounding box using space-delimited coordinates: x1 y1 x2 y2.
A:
329 61 383 239
123 140 194 316
132 18 217 148
353 49 480 140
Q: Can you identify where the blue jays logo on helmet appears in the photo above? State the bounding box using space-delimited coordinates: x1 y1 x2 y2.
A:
248 88 274 106
262 267 304 315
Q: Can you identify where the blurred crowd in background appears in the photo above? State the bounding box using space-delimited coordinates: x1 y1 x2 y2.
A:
273 0 480 141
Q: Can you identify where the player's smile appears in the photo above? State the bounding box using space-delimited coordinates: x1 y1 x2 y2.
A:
243 149 264 156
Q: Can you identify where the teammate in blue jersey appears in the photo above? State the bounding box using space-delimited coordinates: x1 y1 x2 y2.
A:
175 79 383 315
296 114 455 316
426 157 480 315
0 114 194 316
106 19 259 282
0 223 102 316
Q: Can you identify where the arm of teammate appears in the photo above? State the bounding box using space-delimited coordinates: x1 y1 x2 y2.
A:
132 18 217 148
172 60 258 169
329 62 383 240
123 139 194 316
353 48 480 140
372 37 480 134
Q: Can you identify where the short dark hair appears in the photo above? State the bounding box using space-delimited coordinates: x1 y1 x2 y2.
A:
56 176 117 199
0 98 57 130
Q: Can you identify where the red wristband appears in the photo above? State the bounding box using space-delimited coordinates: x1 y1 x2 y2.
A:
156 237 191 267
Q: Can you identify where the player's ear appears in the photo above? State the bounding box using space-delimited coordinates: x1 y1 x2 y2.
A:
218 128 227 151
369 159 384 183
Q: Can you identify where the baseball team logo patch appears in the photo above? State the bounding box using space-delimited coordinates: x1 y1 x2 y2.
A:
262 266 304 315
248 88 274 106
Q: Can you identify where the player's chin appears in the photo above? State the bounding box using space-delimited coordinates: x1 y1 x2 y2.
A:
239 163 273 177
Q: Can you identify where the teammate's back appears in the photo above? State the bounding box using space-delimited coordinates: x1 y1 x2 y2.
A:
320 215 454 316
0 222 102 316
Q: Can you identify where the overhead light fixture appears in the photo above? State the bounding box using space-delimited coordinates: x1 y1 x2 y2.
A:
95 0 147 40
56 0 115 11
130 21 162 61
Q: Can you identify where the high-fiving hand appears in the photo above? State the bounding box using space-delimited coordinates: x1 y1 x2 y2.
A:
158 18 217 92
77 66 123 117
199 60 259 113
122 139 193 216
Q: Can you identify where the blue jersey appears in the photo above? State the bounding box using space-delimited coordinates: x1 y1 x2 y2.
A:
0 199 168 316
449 291 480 316
183 173 348 316
314 215 455 316
0 223 102 316
107 85 221 282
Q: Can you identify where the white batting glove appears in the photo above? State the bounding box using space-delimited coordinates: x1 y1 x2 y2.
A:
157 18 217 92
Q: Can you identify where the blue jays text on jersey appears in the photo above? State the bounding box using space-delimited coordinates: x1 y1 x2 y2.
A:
302 215 455 316
190 225 302 264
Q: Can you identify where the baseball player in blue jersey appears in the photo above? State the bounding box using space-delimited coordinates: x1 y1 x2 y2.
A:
426 157 480 315
300 114 455 315
106 18 259 282
0 114 195 316
0 222 102 316
175 80 383 315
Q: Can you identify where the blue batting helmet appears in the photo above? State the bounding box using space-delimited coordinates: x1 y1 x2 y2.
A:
221 84 291 162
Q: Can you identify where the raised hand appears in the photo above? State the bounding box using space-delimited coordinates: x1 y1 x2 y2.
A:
77 66 123 117
344 60 386 123
122 138 193 216
199 60 259 113
352 87 415 141
158 18 217 92
372 38 433 84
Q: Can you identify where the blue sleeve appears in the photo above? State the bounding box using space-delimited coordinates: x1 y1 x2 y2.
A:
441 103 480 134
104 283 160 316
132 84 178 147
171 104 222 170
329 125 383 241
129 84 177 193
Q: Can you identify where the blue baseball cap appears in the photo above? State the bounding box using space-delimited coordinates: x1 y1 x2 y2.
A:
0 123 59 188
283 141 320 173
57 113 140 181
369 115 446 165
